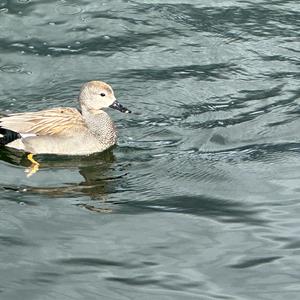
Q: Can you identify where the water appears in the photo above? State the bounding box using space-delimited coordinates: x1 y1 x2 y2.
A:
0 0 299 299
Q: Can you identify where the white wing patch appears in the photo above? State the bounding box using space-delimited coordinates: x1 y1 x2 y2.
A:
20 133 37 138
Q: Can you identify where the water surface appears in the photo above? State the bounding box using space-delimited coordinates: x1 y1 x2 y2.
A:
0 0 300 299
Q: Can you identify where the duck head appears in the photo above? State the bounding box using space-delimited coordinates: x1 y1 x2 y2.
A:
79 81 131 113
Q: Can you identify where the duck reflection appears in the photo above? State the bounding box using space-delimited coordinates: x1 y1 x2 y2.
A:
0 147 127 212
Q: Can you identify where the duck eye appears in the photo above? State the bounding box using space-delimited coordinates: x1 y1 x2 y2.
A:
100 93 106 97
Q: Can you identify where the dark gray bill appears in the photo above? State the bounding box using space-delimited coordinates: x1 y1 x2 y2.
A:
109 100 131 113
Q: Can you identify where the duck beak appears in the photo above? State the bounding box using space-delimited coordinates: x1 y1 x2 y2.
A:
109 100 131 113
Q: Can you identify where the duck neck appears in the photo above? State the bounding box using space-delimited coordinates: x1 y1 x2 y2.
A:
81 105 117 146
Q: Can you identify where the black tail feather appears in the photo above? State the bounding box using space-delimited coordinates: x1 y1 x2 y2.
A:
0 128 21 146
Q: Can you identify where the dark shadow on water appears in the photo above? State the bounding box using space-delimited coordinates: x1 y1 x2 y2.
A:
117 195 267 227
0 235 35 247
229 256 282 269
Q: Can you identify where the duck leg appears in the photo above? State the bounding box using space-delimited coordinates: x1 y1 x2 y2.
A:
25 153 40 177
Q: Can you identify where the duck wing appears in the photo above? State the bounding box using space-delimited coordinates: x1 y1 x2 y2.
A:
0 107 86 137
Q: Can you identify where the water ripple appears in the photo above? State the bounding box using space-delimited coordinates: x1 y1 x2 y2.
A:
0 1 299 299
116 63 243 81
229 256 282 269
55 4 82 15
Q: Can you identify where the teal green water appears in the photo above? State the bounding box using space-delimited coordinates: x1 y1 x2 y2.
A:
0 1 300 299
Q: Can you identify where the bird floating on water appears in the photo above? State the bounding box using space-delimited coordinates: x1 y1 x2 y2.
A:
0 80 131 176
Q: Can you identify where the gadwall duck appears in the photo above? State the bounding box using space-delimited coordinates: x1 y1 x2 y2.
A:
0 81 130 174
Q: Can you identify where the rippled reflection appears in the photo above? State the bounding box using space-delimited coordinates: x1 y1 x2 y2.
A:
0 147 130 213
